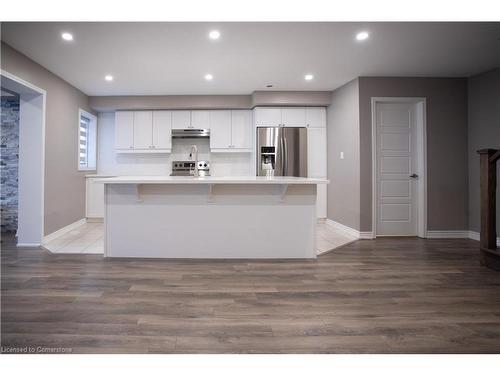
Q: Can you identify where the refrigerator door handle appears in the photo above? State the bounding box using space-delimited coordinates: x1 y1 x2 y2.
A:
279 135 285 176
283 136 288 176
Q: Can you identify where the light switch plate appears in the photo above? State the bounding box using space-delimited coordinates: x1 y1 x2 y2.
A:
340 151 344 159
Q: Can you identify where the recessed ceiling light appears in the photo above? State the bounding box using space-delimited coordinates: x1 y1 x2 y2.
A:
304 74 314 81
104 75 114 82
356 31 369 41
209 30 220 40
61 32 73 41
205 74 213 81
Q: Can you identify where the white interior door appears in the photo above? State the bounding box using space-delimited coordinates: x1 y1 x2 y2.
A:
376 102 418 236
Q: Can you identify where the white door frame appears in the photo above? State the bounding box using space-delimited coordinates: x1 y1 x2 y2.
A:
1 69 46 246
371 97 427 238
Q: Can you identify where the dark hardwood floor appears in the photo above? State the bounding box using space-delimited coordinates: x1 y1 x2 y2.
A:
1 233 500 353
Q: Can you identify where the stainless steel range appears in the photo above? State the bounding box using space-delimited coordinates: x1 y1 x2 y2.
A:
170 160 210 176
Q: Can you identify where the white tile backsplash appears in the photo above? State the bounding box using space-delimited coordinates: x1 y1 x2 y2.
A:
97 112 253 176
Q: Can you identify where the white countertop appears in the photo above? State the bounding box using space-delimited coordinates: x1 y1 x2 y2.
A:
95 176 329 185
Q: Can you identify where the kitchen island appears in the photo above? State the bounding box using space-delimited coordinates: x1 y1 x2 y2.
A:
97 176 329 259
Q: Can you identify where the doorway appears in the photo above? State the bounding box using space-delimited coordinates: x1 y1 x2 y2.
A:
371 98 427 237
0 70 46 247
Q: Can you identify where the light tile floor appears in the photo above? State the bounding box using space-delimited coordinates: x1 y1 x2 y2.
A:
43 221 357 256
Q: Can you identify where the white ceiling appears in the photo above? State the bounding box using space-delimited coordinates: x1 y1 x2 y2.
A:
2 22 499 96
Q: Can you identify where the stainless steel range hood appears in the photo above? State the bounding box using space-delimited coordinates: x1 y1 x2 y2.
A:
171 129 210 138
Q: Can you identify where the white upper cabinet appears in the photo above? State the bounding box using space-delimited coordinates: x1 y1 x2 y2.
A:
152 111 172 150
305 107 326 128
133 111 153 149
254 107 323 128
191 110 210 128
210 110 252 152
115 111 171 153
171 111 191 129
281 108 306 127
209 110 232 149
115 111 134 150
231 110 252 149
254 107 282 127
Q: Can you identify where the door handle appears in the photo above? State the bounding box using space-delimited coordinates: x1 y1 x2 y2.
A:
409 174 418 178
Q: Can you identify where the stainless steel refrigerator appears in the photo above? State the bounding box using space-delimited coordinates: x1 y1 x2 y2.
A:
256 127 308 177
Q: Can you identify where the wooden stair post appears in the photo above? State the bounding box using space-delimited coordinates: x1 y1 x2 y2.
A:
477 148 500 271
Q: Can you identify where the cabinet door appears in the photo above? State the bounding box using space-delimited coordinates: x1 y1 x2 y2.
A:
152 111 172 150
316 184 327 218
191 110 210 129
307 127 327 177
86 178 104 218
231 110 252 149
282 108 306 127
306 107 326 128
171 111 191 129
209 110 232 149
254 107 282 127
115 111 134 150
133 111 153 149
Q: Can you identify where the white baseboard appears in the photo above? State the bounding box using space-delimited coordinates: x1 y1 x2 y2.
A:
359 231 375 239
425 230 470 239
17 242 41 247
325 219 374 240
86 217 104 223
468 231 500 246
42 218 87 244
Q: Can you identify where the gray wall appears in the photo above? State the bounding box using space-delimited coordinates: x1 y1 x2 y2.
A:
1 42 94 235
468 68 500 234
326 79 361 230
89 91 332 112
252 91 332 107
358 77 469 232
89 95 252 112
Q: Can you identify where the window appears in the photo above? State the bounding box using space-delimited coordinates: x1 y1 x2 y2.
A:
78 109 97 171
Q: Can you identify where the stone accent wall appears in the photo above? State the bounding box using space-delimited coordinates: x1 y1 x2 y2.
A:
1 95 19 233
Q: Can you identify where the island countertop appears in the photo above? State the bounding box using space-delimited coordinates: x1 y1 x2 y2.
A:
95 176 329 185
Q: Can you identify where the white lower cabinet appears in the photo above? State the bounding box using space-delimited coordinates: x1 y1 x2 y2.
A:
316 184 327 218
86 177 104 219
